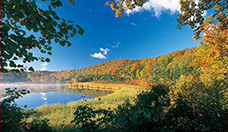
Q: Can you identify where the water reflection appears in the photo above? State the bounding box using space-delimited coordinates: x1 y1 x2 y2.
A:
40 92 47 102
0 84 113 108
1 84 113 97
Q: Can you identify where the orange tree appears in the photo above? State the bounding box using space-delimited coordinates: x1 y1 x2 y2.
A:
105 0 227 92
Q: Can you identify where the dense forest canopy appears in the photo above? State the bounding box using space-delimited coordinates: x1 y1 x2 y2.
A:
2 44 226 90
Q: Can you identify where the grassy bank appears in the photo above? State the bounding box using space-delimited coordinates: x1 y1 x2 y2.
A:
30 83 145 131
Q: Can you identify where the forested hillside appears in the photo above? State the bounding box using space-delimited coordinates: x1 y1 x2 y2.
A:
3 45 226 89
1 59 140 83
24 44 227 131
68 44 226 89
1 72 31 83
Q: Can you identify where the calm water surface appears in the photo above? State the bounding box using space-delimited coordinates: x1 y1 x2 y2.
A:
1 84 112 108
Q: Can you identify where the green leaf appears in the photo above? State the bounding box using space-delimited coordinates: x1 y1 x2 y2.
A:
52 12 60 20
62 18 65 22
45 58 50 62
13 57 18 60
28 53 33 56
53 21 57 27
26 24 32 31
55 39 59 43
47 46 52 50
73 29 77 34
9 61 16 67
33 27 39 32
48 40 51 44
67 25 73 30
59 41 65 46
41 50 46 53
57 24 62 29
76 25 84 35
67 42 72 47
62 28 68 34
28 67 34 71
48 52 52 55
70 33 74 37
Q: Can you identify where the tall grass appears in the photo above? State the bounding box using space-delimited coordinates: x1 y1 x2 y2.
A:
29 83 145 131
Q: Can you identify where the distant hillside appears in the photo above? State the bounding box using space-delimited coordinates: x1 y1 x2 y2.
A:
2 45 226 87
67 45 226 87
25 59 140 83
1 59 139 83
1 72 31 83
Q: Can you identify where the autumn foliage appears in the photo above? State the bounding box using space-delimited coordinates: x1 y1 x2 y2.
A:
20 43 226 91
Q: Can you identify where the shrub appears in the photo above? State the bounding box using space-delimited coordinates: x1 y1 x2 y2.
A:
1 88 29 132
71 84 227 132
71 105 114 132
108 85 171 132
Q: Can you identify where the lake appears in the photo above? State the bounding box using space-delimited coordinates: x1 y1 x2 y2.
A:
0 83 113 108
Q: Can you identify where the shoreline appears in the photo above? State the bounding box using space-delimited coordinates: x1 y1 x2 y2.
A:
0 83 66 86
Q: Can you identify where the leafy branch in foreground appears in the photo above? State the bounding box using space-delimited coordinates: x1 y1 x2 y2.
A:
1 0 84 73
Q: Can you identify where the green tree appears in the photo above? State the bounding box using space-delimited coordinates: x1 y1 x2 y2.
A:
1 0 84 73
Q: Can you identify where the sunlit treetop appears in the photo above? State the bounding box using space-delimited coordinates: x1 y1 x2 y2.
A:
177 0 227 39
106 0 227 39
105 0 146 17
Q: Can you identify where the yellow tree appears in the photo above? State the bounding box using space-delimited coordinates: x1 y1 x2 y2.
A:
106 0 227 84
190 18 227 86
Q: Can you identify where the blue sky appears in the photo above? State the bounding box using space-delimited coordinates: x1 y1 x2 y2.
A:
30 0 199 71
